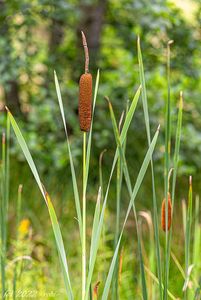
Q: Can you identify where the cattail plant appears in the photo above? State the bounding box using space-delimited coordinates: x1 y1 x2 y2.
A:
79 31 92 132
161 192 172 232
79 31 93 300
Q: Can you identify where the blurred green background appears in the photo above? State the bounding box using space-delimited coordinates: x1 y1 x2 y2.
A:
0 0 201 297
0 0 201 184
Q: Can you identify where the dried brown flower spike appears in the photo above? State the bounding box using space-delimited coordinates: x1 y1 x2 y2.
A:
79 31 92 132
161 192 172 232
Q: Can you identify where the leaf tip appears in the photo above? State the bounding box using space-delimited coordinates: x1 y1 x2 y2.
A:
189 175 192 187
168 40 174 46
104 96 110 105
18 184 23 193
5 105 9 112
137 35 140 46
179 91 183 108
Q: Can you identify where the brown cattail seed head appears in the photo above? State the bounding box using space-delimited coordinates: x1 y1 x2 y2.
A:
79 73 92 132
161 192 172 232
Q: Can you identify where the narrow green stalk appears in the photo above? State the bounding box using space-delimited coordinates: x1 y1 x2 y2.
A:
112 110 126 300
101 104 159 299
193 195 200 281
84 86 141 299
112 148 123 300
82 131 87 300
13 184 23 300
107 98 149 299
1 132 6 298
98 149 107 290
137 36 163 299
184 176 193 300
6 116 10 215
166 92 183 286
99 149 107 201
164 40 173 300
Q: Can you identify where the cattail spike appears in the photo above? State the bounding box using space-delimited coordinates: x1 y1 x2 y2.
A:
161 192 172 231
79 73 92 131
79 32 92 132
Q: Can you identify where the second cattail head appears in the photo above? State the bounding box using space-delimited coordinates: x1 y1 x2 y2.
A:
161 192 172 232
79 31 92 132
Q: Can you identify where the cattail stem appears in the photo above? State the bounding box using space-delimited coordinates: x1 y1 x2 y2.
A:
81 31 89 74
164 40 173 300
82 131 87 300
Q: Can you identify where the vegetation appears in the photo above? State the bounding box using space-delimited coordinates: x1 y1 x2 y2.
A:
0 0 201 299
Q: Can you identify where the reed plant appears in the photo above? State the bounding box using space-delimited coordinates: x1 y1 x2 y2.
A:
1 34 200 300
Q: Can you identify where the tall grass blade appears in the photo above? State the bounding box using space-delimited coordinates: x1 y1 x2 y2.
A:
85 86 141 299
13 184 23 300
0 132 6 298
164 40 173 300
137 36 163 299
101 122 159 300
54 71 82 241
193 196 200 280
7 109 73 300
89 186 101 267
184 176 193 299
166 92 183 282
106 98 150 299
112 110 127 300
144 266 177 300
99 149 107 200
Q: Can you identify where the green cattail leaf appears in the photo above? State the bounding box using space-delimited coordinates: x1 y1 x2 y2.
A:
163 40 173 300
106 99 151 300
166 91 183 288
101 128 159 300
7 109 73 300
54 71 82 241
144 266 177 300
193 196 201 280
138 36 163 300
102 103 159 299
85 86 141 300
89 186 101 267
184 176 193 298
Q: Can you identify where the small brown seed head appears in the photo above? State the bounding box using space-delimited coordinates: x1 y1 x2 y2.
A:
79 73 92 132
161 192 172 232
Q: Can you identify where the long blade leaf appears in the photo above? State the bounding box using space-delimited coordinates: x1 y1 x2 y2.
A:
54 71 82 240
85 86 141 299
102 123 160 299
137 36 163 299
7 109 73 300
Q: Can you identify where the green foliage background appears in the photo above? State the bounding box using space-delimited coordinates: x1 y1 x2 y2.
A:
0 1 200 297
